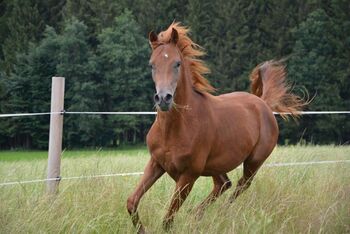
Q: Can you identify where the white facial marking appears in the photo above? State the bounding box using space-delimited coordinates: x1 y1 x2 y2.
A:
164 53 168 58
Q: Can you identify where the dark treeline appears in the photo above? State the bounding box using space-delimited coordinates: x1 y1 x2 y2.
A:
0 0 349 149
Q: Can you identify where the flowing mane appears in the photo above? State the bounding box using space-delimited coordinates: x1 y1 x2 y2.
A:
154 22 215 93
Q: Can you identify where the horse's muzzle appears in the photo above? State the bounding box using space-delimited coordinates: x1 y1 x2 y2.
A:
154 92 173 111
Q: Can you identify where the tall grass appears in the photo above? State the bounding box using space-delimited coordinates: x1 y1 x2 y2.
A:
0 145 349 233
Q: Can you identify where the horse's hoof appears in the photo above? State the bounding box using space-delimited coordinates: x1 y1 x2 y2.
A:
195 210 204 220
162 219 173 232
137 225 146 234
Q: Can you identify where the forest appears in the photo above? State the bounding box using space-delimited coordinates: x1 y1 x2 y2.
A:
0 0 349 149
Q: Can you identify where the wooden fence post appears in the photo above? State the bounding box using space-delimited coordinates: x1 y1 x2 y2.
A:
47 77 65 194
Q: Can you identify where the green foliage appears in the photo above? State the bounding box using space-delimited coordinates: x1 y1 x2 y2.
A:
96 10 154 145
286 9 349 143
2 27 60 148
56 18 103 147
0 0 349 148
132 0 188 34
1 0 44 74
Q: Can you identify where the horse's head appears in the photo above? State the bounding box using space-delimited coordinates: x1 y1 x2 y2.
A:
149 28 182 112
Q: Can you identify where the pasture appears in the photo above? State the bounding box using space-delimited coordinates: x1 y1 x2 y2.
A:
0 145 349 233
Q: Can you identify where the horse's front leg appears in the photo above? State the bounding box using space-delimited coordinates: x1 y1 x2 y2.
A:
127 159 165 234
163 174 198 231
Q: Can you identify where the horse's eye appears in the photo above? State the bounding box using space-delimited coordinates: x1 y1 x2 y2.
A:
149 64 155 70
174 61 181 68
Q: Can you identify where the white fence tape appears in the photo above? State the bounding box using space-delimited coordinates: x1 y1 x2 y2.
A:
0 112 52 118
1 111 350 118
66 111 350 115
1 160 349 187
273 111 350 115
0 112 64 118
0 111 157 118
0 172 144 186
263 160 350 167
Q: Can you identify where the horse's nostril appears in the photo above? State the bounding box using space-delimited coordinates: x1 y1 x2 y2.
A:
164 94 173 102
154 94 160 103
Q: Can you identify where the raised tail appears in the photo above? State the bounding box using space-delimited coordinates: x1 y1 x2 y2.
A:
250 60 306 119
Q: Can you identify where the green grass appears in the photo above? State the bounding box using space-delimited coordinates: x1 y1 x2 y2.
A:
0 146 148 161
0 145 349 233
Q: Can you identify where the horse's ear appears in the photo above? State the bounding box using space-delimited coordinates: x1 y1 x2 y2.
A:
149 31 158 49
149 31 158 43
170 28 178 44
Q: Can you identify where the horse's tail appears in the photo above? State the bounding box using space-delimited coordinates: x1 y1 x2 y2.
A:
250 60 306 120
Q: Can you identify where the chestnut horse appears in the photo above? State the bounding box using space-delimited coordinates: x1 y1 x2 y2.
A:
127 22 304 233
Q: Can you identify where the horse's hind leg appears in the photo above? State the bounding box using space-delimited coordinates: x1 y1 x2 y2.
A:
229 160 259 202
229 144 274 202
194 174 232 218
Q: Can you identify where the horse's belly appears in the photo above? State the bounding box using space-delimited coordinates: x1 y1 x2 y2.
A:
202 151 246 176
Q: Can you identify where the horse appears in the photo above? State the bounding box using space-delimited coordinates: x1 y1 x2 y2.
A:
127 22 305 233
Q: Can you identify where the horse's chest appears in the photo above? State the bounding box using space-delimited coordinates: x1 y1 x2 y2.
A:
146 119 201 179
150 145 191 179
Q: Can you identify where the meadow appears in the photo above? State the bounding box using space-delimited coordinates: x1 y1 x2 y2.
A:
0 145 349 234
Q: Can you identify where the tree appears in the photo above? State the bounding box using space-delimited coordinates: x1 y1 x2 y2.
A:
63 0 128 48
96 10 153 145
1 0 44 74
56 18 102 147
187 0 279 93
285 9 348 143
4 27 60 148
37 0 66 30
132 0 188 35
1 1 349 148
0 71 8 147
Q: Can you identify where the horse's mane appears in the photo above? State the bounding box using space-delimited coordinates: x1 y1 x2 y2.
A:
156 22 215 94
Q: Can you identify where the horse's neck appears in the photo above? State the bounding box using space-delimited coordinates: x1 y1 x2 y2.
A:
174 70 194 109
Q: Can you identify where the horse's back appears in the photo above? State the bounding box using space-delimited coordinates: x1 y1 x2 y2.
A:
213 91 276 126
216 91 276 123
217 91 278 143
217 92 278 144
